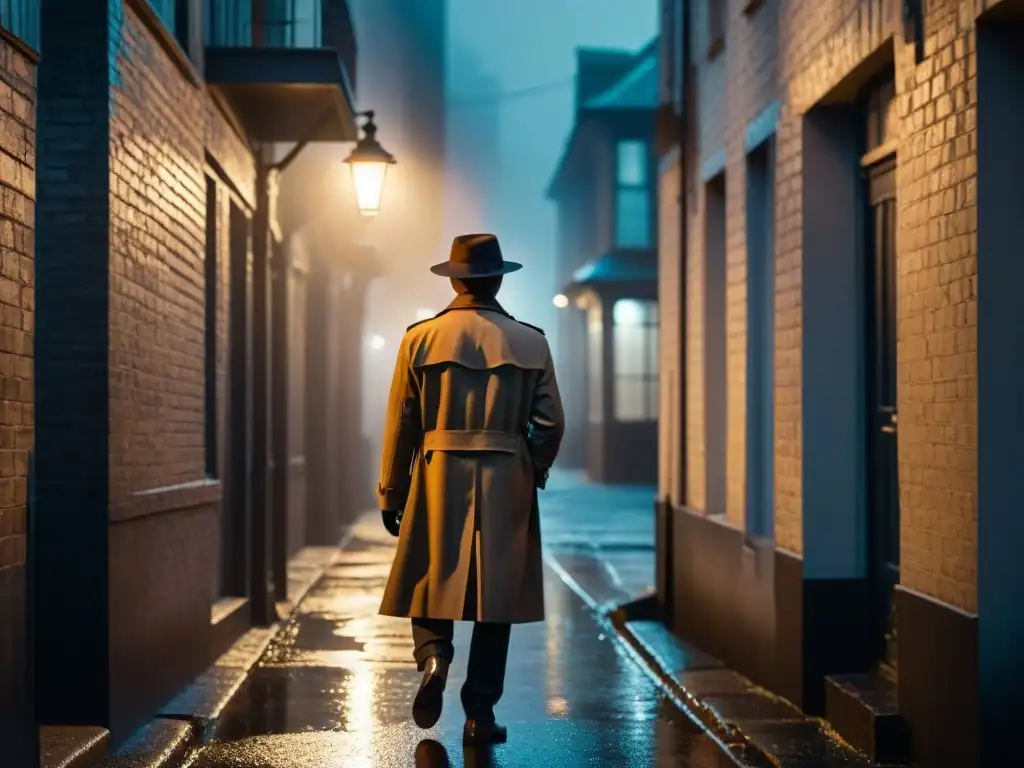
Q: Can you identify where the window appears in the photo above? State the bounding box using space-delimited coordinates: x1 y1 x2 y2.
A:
704 174 727 514
864 75 897 155
613 299 658 422
292 0 322 47
204 176 219 479
745 139 775 537
707 0 725 57
258 0 322 47
0 0 39 49
206 0 253 46
615 140 652 248
587 307 604 423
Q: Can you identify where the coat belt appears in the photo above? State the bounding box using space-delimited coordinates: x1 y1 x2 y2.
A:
422 429 523 453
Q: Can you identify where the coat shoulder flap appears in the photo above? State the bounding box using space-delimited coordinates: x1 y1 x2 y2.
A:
517 320 545 336
410 311 549 371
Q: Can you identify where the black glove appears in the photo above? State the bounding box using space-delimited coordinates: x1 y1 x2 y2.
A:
382 509 403 537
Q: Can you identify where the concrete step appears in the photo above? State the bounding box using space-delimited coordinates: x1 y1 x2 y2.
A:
40 726 108 768
825 672 911 765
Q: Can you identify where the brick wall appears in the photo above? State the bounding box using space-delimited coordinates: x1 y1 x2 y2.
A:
668 0 987 610
109 5 254 503
684 0 777 523
781 0 979 609
0 31 35 599
0 28 34 757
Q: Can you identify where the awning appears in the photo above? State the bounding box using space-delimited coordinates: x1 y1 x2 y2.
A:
205 46 358 143
564 248 658 296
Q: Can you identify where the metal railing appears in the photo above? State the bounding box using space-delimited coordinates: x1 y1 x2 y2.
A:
205 0 356 88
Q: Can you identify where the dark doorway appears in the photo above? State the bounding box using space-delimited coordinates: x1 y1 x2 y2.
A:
223 200 252 598
862 75 899 675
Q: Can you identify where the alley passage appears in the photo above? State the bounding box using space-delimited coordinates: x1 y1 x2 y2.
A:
187 474 737 767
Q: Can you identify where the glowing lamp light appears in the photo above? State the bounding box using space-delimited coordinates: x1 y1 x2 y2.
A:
553 293 569 309
415 308 434 321
369 334 386 350
344 111 396 217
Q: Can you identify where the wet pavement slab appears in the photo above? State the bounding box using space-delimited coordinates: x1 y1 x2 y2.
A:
185 513 750 767
180 471 886 767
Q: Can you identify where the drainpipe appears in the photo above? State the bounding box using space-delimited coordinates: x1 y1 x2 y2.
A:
250 147 275 626
661 0 694 630
251 111 338 625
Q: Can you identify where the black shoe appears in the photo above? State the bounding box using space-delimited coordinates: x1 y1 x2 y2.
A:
463 719 507 745
413 656 448 729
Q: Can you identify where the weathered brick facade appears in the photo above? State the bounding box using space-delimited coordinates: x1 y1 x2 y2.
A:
0 32 34 602
109 5 253 507
663 0 987 607
657 0 1021 762
35 0 262 742
0 25 35 762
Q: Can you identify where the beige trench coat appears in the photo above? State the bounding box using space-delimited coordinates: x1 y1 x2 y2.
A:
377 295 565 624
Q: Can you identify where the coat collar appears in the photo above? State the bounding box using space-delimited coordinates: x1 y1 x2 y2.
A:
439 294 513 318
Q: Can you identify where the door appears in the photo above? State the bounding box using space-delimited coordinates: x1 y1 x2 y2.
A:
866 155 900 675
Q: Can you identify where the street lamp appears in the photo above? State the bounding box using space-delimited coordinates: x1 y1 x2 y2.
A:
553 293 569 309
344 111 397 217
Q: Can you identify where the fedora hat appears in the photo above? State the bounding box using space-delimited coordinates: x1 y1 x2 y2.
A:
430 234 522 278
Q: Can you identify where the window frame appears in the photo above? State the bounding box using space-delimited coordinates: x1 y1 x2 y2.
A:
612 299 659 422
614 139 652 249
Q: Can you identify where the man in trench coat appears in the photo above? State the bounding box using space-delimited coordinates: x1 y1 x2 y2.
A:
376 233 565 745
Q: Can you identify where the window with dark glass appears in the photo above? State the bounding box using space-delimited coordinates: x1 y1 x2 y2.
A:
204 176 218 479
0 0 40 49
615 140 652 248
613 299 659 422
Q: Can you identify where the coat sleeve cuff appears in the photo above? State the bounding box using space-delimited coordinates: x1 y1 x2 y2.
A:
377 485 405 511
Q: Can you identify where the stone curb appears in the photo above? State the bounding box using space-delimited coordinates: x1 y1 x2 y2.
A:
603 606 773 768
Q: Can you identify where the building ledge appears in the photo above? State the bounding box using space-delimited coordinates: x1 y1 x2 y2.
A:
205 47 358 143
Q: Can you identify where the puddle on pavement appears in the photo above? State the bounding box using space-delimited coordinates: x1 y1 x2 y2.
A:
194 560 749 768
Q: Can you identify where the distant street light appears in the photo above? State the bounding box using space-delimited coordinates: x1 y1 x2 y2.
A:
553 293 569 309
344 111 397 217
369 334 386 350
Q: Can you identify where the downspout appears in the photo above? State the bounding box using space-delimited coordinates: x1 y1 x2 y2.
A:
660 0 694 629
678 0 693 509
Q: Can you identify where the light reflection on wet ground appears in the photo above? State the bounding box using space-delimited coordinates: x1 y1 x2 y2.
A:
188 508 746 768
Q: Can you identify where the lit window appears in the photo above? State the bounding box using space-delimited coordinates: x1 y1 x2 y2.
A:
612 299 658 422
588 307 604 423
615 140 651 248
617 141 647 185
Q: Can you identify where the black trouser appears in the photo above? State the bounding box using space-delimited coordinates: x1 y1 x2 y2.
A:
412 618 512 723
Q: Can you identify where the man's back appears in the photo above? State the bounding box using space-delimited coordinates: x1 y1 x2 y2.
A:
405 306 553 443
